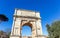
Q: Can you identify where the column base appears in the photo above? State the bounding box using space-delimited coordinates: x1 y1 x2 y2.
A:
35 35 47 38
10 35 47 38
10 37 20 38
10 35 21 38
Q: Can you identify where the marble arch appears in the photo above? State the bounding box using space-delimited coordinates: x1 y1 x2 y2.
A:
10 9 43 38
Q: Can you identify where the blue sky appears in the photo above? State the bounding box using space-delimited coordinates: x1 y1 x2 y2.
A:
0 0 60 36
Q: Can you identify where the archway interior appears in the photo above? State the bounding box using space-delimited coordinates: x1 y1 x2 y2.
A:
21 23 32 36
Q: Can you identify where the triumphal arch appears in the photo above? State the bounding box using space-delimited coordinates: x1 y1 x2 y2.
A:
10 9 43 38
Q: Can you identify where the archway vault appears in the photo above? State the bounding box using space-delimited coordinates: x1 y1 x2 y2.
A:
22 22 32 29
10 9 42 38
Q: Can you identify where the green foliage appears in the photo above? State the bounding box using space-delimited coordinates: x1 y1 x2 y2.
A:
46 21 60 38
0 14 9 23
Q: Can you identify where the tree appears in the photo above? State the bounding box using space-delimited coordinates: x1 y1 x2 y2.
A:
0 30 9 38
0 14 8 22
0 14 9 38
0 30 11 38
46 21 60 38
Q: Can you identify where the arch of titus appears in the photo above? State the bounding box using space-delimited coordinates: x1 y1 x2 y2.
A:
10 9 45 38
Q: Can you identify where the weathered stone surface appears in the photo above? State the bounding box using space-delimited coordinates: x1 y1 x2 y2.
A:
10 9 46 38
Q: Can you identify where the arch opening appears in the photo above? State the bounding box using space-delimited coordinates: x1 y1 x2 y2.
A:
21 25 32 36
21 23 32 37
